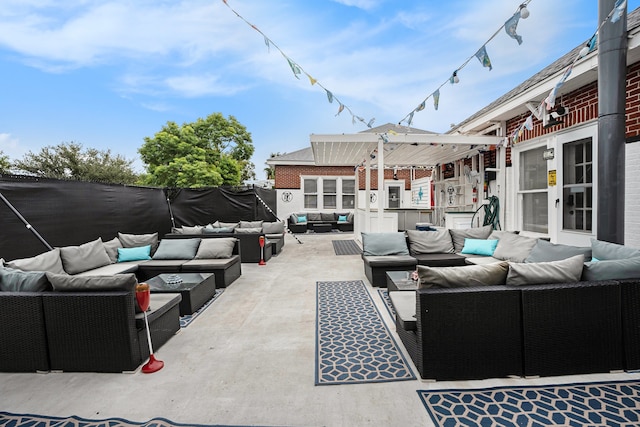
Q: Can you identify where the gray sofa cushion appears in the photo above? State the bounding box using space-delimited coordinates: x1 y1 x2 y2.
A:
417 262 509 288
203 227 235 234
525 239 592 263
406 229 454 254
234 227 262 234
582 257 640 281
103 237 123 263
491 232 538 263
363 255 418 267
152 238 201 260
262 221 285 234
307 212 322 222
389 291 417 331
181 225 204 235
320 213 335 222
240 220 263 228
6 248 66 274
195 238 236 259
46 272 137 292
591 238 640 260
506 254 584 286
0 266 51 292
59 238 112 275
361 232 410 256
74 261 139 276
118 232 159 254
217 222 240 229
449 225 493 253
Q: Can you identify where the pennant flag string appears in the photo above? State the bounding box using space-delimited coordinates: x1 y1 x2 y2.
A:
399 0 531 127
510 0 628 145
221 0 375 128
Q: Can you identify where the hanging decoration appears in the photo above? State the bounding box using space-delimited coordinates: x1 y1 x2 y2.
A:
221 0 374 128
398 1 531 126
509 0 626 145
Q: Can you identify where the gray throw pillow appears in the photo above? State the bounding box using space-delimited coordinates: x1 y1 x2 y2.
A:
406 229 454 254
152 238 201 260
418 262 509 288
582 257 640 281
217 222 239 230
6 248 66 274
0 266 51 292
361 232 409 256
181 225 204 235
195 238 236 259
320 213 335 222
525 239 592 263
307 213 322 222
103 237 123 263
591 238 640 260
234 227 263 234
203 227 234 234
46 272 137 292
240 220 263 228
59 238 112 275
491 232 538 263
506 254 584 286
449 225 493 253
118 232 159 254
262 221 285 234
289 214 299 224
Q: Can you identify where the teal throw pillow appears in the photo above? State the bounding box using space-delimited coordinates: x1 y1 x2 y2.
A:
117 245 151 262
0 266 51 292
297 215 308 224
461 238 498 256
582 257 640 281
338 215 348 222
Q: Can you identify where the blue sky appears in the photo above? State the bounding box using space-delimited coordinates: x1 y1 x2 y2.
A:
1 0 638 179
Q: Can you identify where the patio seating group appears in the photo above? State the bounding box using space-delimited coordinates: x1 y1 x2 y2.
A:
287 212 354 233
363 228 640 380
0 232 244 372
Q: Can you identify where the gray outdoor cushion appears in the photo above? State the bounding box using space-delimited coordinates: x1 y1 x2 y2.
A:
152 238 201 260
320 213 335 222
491 232 538 263
240 220 263 228
388 291 417 331
449 225 493 253
6 248 66 274
195 238 236 259
74 261 139 276
582 257 640 281
118 232 159 254
307 212 322 222
0 266 51 292
361 232 410 256
46 272 137 292
102 237 123 263
525 239 592 263
217 222 239 230
234 227 263 234
506 254 584 286
406 229 454 254
262 221 285 234
203 227 234 234
591 238 640 260
180 225 204 235
418 262 509 288
59 238 112 275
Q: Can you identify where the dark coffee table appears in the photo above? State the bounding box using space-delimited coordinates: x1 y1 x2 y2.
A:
312 223 332 233
146 273 216 315
386 270 419 291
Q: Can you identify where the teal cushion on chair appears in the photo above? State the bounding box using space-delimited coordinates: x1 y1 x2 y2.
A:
297 215 308 224
117 245 151 262
461 238 498 256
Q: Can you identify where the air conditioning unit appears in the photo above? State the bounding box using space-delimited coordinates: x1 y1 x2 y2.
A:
543 105 569 128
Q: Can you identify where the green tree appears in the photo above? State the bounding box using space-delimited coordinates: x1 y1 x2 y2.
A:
12 142 138 184
264 152 283 180
139 113 255 188
0 150 10 173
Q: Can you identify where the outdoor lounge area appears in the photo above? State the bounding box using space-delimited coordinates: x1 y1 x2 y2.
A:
2 231 640 426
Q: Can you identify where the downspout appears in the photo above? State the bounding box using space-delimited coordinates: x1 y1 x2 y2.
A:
597 0 627 244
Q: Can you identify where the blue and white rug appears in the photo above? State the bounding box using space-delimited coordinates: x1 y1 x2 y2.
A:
418 379 640 426
180 289 224 328
377 289 395 318
315 280 416 385
0 411 253 427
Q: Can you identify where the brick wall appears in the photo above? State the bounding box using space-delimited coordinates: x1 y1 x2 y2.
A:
275 165 430 190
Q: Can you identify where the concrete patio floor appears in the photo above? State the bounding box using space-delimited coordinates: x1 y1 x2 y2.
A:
1 232 639 427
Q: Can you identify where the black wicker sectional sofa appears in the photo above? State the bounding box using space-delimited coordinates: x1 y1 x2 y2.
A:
0 232 243 372
365 229 640 380
287 212 354 233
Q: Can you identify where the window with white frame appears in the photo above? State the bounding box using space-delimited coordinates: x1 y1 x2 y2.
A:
303 178 318 209
342 179 355 209
519 146 548 233
323 179 337 209
562 138 592 232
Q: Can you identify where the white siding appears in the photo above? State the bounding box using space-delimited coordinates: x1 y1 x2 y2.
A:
625 141 640 248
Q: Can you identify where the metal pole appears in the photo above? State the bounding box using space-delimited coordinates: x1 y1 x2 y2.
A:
597 0 626 244
0 191 53 251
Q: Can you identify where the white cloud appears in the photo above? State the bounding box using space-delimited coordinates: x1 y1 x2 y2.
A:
0 133 26 160
330 0 382 11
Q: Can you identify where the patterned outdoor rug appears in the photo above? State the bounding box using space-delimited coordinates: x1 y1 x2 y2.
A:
0 411 255 427
180 289 224 328
331 240 362 255
315 280 416 385
377 289 395 318
418 379 640 427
